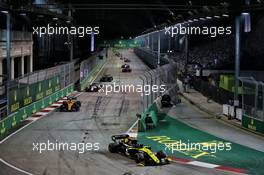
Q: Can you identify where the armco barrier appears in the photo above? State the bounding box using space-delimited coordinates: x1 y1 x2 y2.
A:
80 58 107 91
0 84 73 136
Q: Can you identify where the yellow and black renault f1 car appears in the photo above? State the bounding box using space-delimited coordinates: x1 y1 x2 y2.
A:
59 97 81 112
108 134 170 166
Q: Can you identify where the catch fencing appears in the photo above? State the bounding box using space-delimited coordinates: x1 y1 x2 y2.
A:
134 47 169 69
139 62 179 113
79 49 107 91
239 77 264 133
239 77 264 121
0 62 74 119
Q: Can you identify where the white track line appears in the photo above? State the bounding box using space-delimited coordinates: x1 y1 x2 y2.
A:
74 92 84 98
187 161 219 169
0 158 33 175
0 117 41 145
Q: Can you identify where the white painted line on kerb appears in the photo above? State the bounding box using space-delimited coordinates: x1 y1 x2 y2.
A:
51 103 62 107
187 161 219 169
44 107 55 111
0 158 34 175
25 117 39 121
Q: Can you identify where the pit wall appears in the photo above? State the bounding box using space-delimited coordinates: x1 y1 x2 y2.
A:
0 84 74 137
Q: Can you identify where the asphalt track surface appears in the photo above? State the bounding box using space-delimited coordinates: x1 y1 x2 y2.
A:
0 49 242 175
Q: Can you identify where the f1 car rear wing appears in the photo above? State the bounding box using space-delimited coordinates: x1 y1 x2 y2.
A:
111 134 130 142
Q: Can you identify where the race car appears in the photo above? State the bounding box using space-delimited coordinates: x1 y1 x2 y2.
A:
122 67 132 72
59 97 81 112
161 94 173 108
124 58 131 62
100 74 113 82
121 64 130 69
85 83 102 92
108 134 170 166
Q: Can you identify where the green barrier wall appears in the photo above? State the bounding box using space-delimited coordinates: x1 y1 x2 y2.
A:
242 114 264 134
80 58 107 91
0 84 73 136
9 76 60 114
139 102 166 131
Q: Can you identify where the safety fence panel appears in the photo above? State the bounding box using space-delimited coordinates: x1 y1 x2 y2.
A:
138 62 180 131
239 77 264 134
0 62 74 121
0 84 74 137
139 62 178 111
134 47 169 69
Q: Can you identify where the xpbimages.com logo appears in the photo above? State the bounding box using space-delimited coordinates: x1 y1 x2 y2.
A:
32 24 100 37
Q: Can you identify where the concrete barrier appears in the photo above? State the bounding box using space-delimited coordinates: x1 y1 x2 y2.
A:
0 85 74 137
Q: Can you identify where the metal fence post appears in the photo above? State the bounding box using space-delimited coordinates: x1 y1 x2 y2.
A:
254 81 258 117
146 70 153 104
143 74 149 108
139 76 145 113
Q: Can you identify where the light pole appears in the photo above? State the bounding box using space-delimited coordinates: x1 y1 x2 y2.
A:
234 15 241 108
157 31 160 68
1 10 11 115
185 33 189 73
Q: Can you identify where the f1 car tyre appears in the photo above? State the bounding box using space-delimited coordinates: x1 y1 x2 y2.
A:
60 101 68 112
76 101 81 107
135 152 145 164
108 143 119 153
156 151 167 159
71 103 78 112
